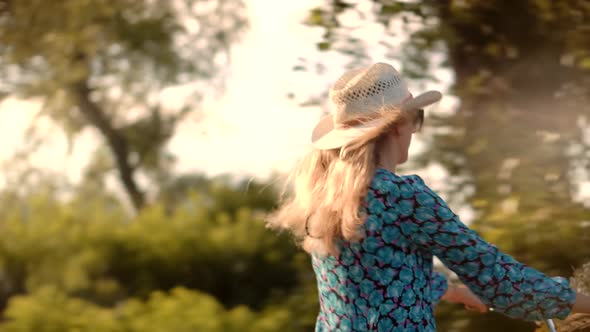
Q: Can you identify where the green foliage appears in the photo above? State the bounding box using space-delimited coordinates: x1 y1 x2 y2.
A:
158 174 279 217
0 285 296 332
0 175 317 330
0 0 247 105
2 286 119 332
0 187 303 308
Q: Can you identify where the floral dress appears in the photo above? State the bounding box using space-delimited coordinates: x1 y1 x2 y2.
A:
311 168 576 331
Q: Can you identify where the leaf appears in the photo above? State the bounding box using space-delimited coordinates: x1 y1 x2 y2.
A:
579 56 590 69
381 4 405 16
305 8 327 26
317 41 331 51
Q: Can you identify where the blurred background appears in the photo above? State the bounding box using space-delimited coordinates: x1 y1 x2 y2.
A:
0 0 589 331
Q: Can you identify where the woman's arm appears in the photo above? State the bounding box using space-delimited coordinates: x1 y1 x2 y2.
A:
377 174 576 321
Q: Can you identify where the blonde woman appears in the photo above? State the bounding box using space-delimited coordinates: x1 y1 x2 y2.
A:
267 63 590 331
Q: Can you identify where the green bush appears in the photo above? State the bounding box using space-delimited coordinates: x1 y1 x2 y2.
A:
0 285 299 332
0 182 306 310
0 177 318 331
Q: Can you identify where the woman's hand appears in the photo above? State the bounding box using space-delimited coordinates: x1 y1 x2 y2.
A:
442 284 488 313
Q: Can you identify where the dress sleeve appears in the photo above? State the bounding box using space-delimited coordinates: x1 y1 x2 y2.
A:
430 271 448 303
382 174 576 321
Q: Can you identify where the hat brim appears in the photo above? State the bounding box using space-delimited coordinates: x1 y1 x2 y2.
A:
311 90 442 150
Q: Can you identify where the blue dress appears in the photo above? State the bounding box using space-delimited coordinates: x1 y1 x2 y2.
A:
311 168 576 331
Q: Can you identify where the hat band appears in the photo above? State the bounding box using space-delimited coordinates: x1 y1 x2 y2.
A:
333 95 414 129
334 114 381 129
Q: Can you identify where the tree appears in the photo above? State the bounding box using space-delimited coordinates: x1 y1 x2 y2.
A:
0 0 248 211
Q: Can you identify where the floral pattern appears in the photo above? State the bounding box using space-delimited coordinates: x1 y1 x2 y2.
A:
312 168 576 331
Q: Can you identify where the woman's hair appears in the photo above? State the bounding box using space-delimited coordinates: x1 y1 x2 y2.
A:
267 107 414 257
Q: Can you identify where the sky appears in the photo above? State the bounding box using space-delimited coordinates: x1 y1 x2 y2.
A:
0 0 586 214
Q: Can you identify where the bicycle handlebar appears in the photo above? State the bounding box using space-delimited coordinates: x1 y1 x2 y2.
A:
546 319 558 332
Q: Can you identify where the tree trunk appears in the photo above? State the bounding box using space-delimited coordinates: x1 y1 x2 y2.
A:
69 80 145 211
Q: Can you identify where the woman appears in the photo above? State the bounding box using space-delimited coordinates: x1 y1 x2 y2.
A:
267 63 590 331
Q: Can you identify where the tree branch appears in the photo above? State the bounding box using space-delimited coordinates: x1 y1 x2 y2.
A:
68 80 145 211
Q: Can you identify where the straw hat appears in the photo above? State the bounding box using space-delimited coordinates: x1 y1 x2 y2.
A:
311 62 442 150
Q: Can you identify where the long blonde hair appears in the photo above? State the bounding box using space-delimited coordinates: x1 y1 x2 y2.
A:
266 107 411 257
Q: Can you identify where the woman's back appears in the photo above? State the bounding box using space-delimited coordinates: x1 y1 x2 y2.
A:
311 168 574 332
